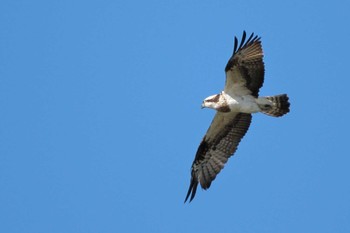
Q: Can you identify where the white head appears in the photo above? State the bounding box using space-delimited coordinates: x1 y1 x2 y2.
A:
201 93 230 112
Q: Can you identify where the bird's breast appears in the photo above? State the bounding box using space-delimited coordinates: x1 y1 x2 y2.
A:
225 94 260 113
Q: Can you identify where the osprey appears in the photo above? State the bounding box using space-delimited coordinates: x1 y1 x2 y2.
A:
185 31 290 203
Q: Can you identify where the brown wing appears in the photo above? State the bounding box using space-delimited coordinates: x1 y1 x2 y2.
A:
224 31 264 97
184 112 252 203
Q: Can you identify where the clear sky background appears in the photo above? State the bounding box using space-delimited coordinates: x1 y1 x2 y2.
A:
1 0 350 232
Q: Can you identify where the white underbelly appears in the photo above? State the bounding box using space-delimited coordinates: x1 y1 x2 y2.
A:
226 95 260 113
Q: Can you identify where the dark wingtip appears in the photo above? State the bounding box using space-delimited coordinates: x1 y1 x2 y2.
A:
233 31 261 54
226 31 261 72
233 36 238 54
238 31 247 50
184 178 199 203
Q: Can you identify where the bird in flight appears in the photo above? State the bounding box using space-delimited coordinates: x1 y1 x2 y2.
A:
185 31 290 203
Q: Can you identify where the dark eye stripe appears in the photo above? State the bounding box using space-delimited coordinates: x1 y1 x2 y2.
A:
206 94 220 102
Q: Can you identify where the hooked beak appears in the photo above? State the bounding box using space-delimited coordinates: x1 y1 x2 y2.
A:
201 103 205 109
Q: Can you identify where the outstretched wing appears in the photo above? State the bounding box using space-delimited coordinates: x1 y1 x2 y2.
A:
184 112 252 203
224 31 264 97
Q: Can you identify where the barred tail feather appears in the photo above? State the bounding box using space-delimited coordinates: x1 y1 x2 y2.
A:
259 94 290 117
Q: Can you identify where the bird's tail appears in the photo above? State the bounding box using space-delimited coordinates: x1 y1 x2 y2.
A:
258 94 290 117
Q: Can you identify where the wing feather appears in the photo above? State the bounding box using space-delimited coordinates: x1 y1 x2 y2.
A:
224 31 264 97
184 112 252 202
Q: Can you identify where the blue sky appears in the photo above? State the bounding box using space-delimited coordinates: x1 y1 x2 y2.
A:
1 0 350 232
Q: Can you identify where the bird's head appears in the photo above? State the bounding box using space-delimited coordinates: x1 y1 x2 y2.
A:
202 94 220 109
202 93 229 112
